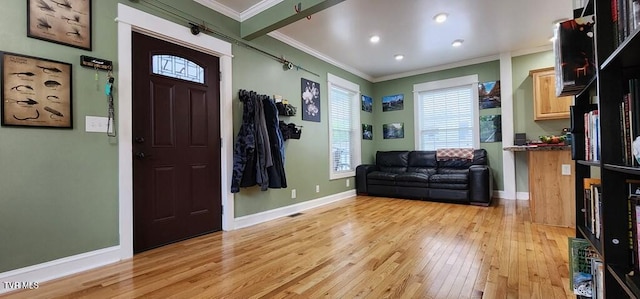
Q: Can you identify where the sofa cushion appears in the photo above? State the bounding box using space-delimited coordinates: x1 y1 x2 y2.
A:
396 172 430 184
408 151 437 167
429 183 468 190
407 167 437 175
368 171 397 181
437 168 470 175
376 151 409 173
429 173 468 184
368 171 397 186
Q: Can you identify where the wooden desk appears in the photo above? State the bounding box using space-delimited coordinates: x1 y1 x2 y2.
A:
505 145 575 227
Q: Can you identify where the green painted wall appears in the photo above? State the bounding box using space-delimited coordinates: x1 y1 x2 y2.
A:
0 0 119 273
512 51 571 193
230 37 374 216
0 0 567 274
372 61 505 191
0 0 374 272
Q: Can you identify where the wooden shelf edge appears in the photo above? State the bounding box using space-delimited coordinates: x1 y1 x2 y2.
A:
577 160 601 167
603 164 640 175
608 265 639 299
574 75 597 98
602 28 640 70
577 225 603 255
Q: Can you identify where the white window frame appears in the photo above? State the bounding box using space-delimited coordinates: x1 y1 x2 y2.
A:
413 74 480 150
327 73 361 180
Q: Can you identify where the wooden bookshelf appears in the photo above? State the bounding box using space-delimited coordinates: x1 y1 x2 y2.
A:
571 0 640 297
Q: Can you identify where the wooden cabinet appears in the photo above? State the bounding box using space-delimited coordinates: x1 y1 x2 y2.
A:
528 149 575 227
530 67 573 121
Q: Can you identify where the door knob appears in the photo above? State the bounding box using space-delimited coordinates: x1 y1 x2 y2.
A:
134 137 145 143
135 152 149 159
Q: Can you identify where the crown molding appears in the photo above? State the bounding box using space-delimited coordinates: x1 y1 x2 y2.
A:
510 44 553 57
373 54 501 83
193 0 241 21
241 0 285 21
267 31 374 82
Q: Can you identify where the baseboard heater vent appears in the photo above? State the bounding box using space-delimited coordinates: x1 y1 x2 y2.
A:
288 212 303 217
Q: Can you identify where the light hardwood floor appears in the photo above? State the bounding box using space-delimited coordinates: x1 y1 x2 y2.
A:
2 196 575 298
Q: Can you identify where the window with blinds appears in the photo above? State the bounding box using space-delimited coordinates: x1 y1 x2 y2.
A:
328 73 361 180
413 75 479 151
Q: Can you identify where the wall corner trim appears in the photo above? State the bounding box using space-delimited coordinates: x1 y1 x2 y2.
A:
234 190 356 229
0 246 121 295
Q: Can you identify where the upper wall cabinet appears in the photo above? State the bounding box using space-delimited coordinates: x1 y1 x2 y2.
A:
530 67 573 120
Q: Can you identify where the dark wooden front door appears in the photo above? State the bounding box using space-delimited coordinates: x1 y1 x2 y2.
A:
132 32 222 253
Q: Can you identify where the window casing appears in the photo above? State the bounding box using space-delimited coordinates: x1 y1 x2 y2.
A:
413 75 480 150
328 73 361 180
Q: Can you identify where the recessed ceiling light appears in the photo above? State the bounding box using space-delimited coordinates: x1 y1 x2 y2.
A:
394 54 404 61
452 39 464 47
370 35 380 43
434 13 448 23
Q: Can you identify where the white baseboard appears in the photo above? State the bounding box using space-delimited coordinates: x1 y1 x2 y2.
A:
492 191 529 201
516 192 530 200
0 246 121 294
234 190 356 229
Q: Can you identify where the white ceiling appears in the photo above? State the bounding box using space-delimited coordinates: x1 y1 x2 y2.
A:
198 0 576 81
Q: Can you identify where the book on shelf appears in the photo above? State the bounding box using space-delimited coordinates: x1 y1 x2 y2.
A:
629 180 640 274
591 256 604 299
584 178 602 235
569 237 599 297
584 109 600 162
620 79 640 166
634 0 640 30
612 0 640 48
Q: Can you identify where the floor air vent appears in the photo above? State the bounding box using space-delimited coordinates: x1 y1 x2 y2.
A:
288 212 303 217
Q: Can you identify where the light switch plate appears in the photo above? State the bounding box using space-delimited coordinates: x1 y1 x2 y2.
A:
561 164 571 176
85 116 110 133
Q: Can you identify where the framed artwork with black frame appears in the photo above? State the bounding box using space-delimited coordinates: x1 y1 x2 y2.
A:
27 0 92 51
1 52 73 128
301 78 320 122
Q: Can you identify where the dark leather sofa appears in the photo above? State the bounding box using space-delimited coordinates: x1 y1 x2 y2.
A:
355 149 493 206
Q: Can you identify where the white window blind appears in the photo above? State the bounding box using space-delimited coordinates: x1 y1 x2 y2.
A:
414 75 479 151
328 73 360 180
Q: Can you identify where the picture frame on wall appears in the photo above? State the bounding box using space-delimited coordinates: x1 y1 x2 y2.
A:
382 94 404 112
27 0 92 51
479 114 502 142
1 52 73 128
362 124 373 140
301 78 321 122
478 80 501 109
361 95 372 112
383 122 404 139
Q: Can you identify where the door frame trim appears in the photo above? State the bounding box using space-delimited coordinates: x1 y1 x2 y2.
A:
117 4 234 260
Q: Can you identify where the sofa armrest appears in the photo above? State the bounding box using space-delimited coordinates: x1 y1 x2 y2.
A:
356 164 378 194
469 165 493 206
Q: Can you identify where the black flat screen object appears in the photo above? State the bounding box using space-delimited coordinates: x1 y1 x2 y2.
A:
514 133 527 146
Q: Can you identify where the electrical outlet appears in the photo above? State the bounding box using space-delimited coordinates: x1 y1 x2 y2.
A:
291 189 296 199
346 179 350 187
561 164 571 176
315 185 320 193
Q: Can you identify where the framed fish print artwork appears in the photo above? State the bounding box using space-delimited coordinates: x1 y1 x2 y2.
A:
1 52 73 128
27 0 92 51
